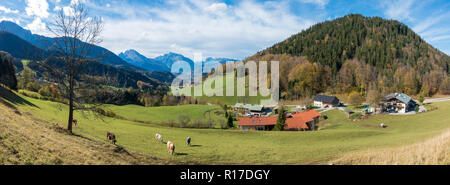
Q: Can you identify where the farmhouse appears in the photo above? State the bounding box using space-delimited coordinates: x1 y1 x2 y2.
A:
238 110 321 131
313 95 339 108
383 93 417 113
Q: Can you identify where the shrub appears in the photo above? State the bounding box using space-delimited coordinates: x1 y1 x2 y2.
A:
19 90 42 99
178 114 191 128
349 112 362 120
168 119 175 127
227 114 234 128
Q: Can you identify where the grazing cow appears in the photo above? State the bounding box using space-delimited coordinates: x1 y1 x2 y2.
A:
106 132 117 144
186 137 191 146
167 141 175 155
155 133 163 143
380 123 385 128
72 118 78 126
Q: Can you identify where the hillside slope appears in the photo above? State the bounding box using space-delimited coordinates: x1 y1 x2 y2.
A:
0 87 174 165
331 129 449 165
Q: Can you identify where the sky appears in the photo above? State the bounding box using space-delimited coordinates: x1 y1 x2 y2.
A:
0 0 450 60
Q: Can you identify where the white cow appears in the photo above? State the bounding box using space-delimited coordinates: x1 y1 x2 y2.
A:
155 133 163 143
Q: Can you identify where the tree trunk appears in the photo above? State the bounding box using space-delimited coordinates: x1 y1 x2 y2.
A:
67 76 74 133
68 98 73 133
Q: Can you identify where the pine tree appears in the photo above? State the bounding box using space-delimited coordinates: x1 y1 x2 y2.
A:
227 114 234 129
273 107 286 131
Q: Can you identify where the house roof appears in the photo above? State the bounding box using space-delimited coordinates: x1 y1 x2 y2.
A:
237 110 321 130
313 95 339 104
234 103 264 111
384 93 415 104
285 110 321 129
237 116 278 126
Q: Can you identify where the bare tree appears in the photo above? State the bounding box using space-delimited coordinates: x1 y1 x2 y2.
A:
39 3 103 133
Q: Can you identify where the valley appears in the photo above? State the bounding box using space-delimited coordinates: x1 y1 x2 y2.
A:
1 88 448 164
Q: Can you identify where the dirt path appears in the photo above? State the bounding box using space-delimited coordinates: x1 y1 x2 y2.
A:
0 99 178 165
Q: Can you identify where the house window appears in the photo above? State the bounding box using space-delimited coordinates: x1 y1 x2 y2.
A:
259 120 263 123
252 120 256 123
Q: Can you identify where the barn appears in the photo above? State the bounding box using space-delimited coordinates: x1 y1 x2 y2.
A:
313 95 339 108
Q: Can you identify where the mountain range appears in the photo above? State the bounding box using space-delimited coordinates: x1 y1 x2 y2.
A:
0 24 173 89
0 20 239 74
0 21 135 70
119 49 239 72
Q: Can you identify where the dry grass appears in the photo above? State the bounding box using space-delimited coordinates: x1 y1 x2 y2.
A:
331 130 450 165
0 101 177 165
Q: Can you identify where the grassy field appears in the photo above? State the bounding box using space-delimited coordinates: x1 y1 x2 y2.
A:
8 91 448 165
173 73 270 105
331 129 449 165
102 104 227 128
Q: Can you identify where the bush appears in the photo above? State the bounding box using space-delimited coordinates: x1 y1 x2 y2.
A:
168 119 175 127
227 114 234 128
178 114 191 128
19 89 42 99
349 112 362 120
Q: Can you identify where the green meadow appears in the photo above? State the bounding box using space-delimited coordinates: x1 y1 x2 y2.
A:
102 104 226 127
16 94 450 164
173 73 271 105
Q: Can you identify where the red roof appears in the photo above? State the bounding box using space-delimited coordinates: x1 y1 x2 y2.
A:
285 110 321 130
237 110 321 130
237 116 278 126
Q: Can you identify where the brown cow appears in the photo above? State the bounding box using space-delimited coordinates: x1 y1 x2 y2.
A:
106 132 117 144
167 141 175 155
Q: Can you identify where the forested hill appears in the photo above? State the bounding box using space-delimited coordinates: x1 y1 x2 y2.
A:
248 14 450 99
261 14 449 74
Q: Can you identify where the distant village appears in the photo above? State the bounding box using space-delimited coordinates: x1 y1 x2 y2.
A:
233 92 420 131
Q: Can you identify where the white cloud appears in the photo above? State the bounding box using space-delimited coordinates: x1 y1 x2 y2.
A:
299 0 329 8
26 17 47 34
0 17 20 24
381 0 415 22
63 6 75 16
70 0 87 5
413 12 450 34
54 6 61 11
428 35 450 42
204 3 227 13
100 0 314 59
25 0 50 18
0 6 19 14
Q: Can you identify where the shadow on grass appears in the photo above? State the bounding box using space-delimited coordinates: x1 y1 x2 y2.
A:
190 144 202 147
175 153 188 156
0 86 38 108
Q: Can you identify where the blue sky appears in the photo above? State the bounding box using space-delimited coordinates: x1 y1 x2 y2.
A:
0 0 449 60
